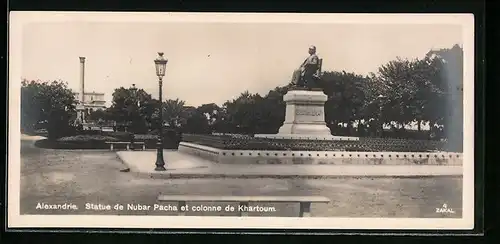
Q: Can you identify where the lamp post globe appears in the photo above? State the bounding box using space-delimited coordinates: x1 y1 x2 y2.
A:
154 52 168 171
155 52 168 77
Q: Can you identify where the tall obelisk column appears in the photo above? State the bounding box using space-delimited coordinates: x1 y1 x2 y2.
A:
79 57 86 123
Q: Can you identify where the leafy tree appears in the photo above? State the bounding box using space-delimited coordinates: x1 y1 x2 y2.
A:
140 98 160 130
427 44 463 151
197 103 221 123
223 91 266 134
197 103 226 132
215 85 291 134
357 45 462 142
358 72 391 136
182 108 210 134
321 71 368 134
259 85 290 133
411 56 445 132
87 109 114 124
163 98 186 128
370 57 419 128
107 85 153 133
21 79 77 139
363 56 444 138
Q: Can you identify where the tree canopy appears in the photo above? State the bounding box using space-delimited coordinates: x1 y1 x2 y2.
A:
21 79 77 139
21 44 463 151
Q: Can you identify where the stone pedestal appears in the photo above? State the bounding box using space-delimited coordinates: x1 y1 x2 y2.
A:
75 104 86 124
255 89 336 140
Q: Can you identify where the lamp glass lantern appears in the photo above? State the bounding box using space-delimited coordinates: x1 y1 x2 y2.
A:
154 52 168 78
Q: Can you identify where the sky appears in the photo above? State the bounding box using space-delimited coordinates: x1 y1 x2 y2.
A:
21 21 462 107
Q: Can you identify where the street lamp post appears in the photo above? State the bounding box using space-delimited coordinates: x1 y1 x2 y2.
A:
130 84 137 150
154 52 168 171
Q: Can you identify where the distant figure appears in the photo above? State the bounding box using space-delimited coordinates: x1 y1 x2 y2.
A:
76 123 83 132
129 133 135 150
291 46 322 90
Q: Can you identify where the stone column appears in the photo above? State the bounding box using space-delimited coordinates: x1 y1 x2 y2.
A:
79 57 85 104
79 57 86 123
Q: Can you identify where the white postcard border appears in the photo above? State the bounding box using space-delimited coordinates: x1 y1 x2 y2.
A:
8 12 475 230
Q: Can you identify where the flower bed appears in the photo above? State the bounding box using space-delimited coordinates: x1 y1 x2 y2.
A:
181 134 448 152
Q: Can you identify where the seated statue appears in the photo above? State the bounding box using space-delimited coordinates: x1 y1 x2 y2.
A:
290 45 323 90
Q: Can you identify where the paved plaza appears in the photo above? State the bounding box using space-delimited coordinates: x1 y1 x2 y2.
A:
20 136 463 218
118 150 463 179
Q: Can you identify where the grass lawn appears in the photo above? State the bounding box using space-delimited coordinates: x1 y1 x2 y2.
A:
19 138 463 218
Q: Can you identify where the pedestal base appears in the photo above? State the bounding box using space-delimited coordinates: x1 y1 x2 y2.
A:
253 90 361 141
278 123 333 136
277 89 334 137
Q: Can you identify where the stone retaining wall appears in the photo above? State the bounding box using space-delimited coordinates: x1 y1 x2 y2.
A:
178 142 462 166
178 142 221 162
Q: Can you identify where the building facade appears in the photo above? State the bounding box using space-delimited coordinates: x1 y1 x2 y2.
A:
73 91 106 113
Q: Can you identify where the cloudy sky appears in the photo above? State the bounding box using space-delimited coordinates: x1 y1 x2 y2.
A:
21 20 462 107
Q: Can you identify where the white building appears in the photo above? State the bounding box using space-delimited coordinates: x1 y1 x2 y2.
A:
73 91 106 113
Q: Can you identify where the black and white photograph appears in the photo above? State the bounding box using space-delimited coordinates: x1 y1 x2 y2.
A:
8 12 475 230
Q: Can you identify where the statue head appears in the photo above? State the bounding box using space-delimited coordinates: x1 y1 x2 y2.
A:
308 45 316 55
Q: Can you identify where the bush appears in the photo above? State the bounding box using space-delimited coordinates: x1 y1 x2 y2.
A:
59 135 118 149
35 130 183 150
34 134 119 149
78 129 104 136
103 131 133 141
45 123 78 139
57 135 119 142
34 139 58 149
134 134 157 140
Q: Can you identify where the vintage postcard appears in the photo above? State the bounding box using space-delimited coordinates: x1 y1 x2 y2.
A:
8 12 475 230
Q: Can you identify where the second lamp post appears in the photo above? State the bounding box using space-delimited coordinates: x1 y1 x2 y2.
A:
377 94 386 138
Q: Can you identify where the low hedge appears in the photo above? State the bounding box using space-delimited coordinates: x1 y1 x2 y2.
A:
134 134 157 140
102 131 133 141
134 129 182 149
35 139 110 150
57 135 119 142
34 133 180 150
